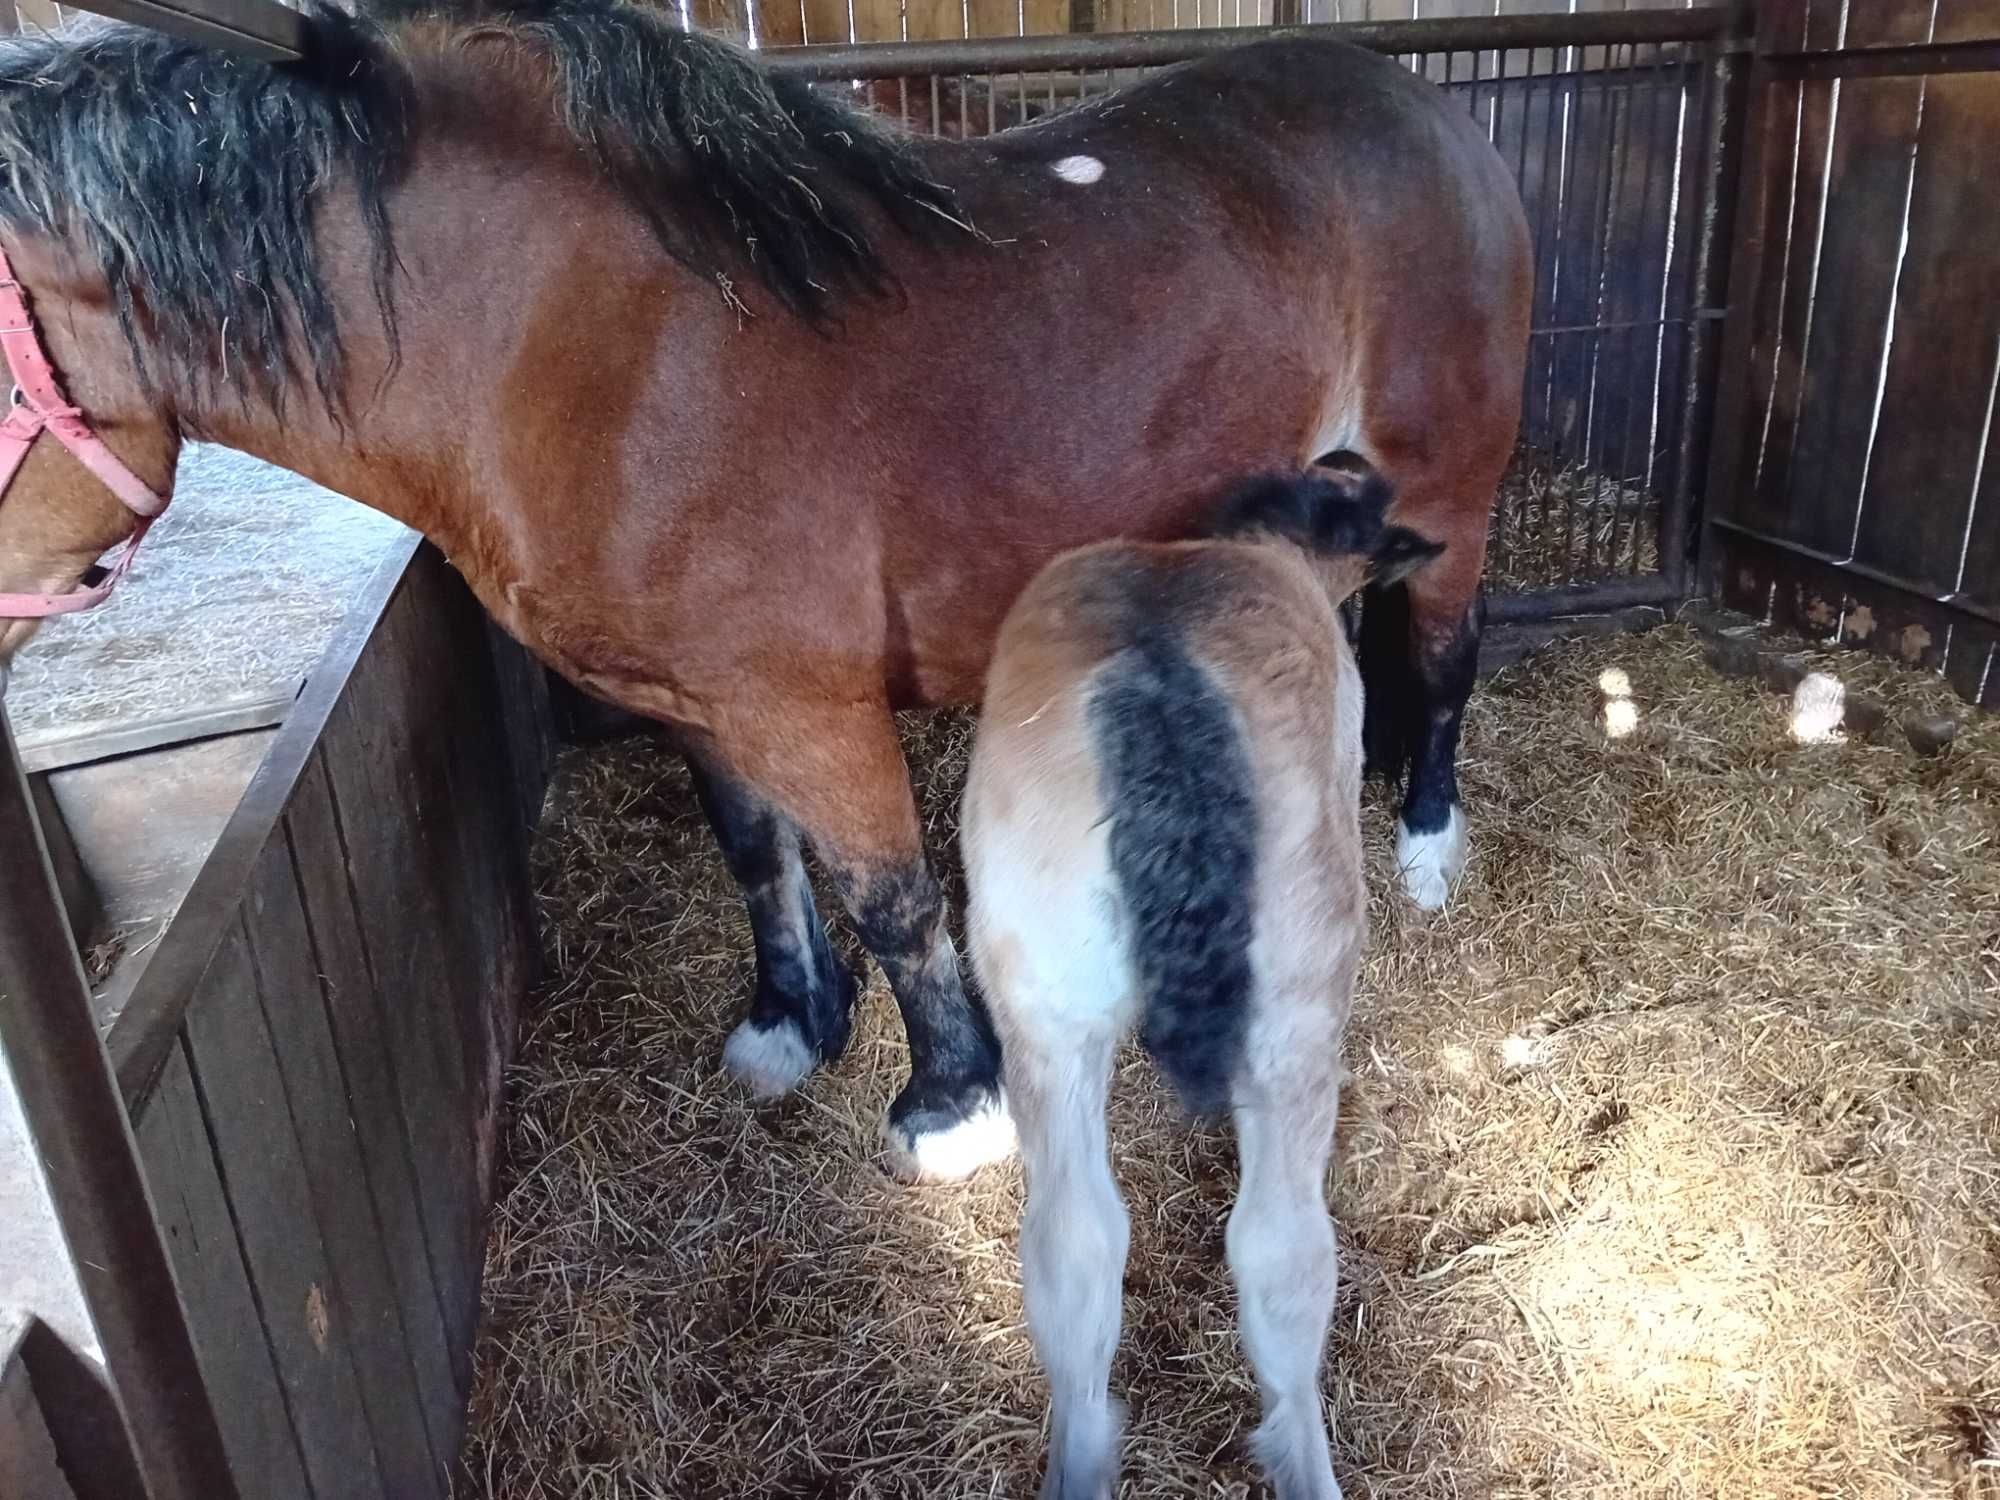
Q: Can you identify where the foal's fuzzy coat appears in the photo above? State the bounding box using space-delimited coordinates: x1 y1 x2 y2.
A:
962 469 1439 1500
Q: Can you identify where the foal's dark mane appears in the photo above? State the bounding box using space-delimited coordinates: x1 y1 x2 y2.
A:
0 0 967 414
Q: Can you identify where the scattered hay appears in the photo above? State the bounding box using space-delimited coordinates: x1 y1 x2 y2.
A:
458 625 2000 1499
1489 447 1662 594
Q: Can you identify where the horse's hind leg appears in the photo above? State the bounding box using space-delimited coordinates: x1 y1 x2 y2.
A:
711 702 1011 1181
1229 1065 1343 1500
690 759 856 1096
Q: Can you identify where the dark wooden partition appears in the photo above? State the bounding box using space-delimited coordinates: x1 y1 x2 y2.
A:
1704 0 2000 705
108 540 555 1499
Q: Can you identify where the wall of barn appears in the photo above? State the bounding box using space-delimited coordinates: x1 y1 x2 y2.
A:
1704 0 2000 705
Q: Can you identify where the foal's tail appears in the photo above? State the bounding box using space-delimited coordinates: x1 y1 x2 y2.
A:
1087 633 1258 1118
1207 462 1445 584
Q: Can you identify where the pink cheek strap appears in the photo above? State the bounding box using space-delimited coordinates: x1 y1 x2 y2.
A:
0 244 171 621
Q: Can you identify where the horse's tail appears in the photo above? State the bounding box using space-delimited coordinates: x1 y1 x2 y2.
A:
1087 631 1258 1118
1206 464 1444 584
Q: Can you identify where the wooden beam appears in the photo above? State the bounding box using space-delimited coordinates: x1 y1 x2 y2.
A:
53 0 303 59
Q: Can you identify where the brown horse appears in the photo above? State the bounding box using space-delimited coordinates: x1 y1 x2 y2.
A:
0 0 1530 1180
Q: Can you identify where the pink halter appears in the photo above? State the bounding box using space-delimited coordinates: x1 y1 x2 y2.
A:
0 244 169 618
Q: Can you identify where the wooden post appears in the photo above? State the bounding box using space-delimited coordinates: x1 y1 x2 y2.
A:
0 709 238 1500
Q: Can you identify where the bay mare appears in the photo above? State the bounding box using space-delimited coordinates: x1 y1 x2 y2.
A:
0 0 1530 1178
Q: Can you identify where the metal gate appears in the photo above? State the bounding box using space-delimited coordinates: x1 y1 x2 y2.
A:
763 4 1746 627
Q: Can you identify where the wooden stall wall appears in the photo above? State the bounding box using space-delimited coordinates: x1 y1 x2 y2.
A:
1705 0 2000 706
110 542 556 1500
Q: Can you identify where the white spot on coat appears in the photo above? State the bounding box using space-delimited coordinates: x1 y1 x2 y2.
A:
1051 154 1105 185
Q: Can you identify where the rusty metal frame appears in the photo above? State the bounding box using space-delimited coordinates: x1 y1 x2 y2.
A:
761 6 1731 79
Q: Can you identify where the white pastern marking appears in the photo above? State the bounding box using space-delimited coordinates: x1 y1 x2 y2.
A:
883 1094 1018 1183
722 1018 814 1099
1396 804 1467 912
1050 154 1105 186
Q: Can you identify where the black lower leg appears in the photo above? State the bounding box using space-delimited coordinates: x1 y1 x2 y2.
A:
1402 593 1482 836
835 857 1004 1138
1358 578 1416 782
688 759 855 1062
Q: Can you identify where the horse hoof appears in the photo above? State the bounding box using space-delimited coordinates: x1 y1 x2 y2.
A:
722 1017 816 1098
881 1089 1016 1183
1396 803 1466 911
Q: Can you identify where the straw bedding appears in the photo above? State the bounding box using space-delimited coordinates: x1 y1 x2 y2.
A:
456 623 1999 1499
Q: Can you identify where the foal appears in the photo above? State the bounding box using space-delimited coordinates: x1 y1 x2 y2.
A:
962 468 1439 1500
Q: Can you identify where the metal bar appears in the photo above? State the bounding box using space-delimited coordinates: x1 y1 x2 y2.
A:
0 707 239 1500
1768 37 2000 82
1540 40 1587 584
55 0 303 59
1665 17 1742 597
1708 516 2000 632
761 7 1730 80
1697 0 1774 603
1486 571 1683 624
1610 38 1677 574
1564 48 1630 580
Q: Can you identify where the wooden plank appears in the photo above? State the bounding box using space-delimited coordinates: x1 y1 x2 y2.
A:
1954 357 2000 615
752 0 807 46
1934 1 2000 45
44 730 273 960
401 561 538 1244
1713 527 2000 708
1848 73 2000 595
801 0 848 42
1736 74 1834 528
1519 67 1575 454
1807 0 1943 51
1765 72 1928 556
27 772 99 953
181 922 387 1499
1544 68 1630 477
109 535 420 1114
486 631 556 840
241 835 445 1499
316 578 483 1400
1593 49 1695 497
285 750 462 1469
16 690 297 777
135 1043 311 1500
0 1324 79 1500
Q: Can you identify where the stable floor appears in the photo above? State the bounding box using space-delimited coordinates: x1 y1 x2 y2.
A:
457 624 1999 1500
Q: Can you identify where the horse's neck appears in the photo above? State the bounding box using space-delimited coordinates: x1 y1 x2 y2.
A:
195 396 465 552
190 203 501 552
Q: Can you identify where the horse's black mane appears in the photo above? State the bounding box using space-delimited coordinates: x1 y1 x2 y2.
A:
0 0 967 414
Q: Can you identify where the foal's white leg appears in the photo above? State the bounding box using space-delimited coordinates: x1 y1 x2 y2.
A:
1228 1093 1343 1500
1011 1032 1127 1500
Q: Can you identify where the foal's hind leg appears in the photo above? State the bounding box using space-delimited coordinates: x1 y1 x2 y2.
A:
1010 1029 1128 1500
710 702 1010 1180
690 759 856 1096
1229 1074 1343 1500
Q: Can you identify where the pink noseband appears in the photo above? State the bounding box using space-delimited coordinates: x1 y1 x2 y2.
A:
0 244 169 619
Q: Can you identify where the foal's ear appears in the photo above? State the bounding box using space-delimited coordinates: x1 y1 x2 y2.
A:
1371 527 1446 585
